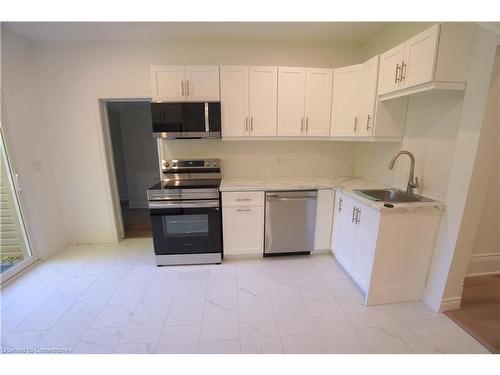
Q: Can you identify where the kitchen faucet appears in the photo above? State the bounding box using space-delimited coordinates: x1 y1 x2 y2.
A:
388 150 420 195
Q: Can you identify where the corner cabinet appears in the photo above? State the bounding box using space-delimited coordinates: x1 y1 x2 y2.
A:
313 189 335 251
277 67 333 137
331 191 442 305
151 65 220 102
330 56 406 139
330 64 362 137
378 23 475 100
220 66 277 138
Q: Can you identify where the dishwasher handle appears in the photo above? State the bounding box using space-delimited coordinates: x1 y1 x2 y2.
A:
266 196 317 201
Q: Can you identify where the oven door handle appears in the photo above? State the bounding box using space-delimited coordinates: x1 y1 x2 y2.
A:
148 200 220 209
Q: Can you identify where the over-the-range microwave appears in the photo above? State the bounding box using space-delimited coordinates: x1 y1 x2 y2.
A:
150 102 221 140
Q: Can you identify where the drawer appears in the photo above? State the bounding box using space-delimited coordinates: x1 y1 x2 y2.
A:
222 191 264 207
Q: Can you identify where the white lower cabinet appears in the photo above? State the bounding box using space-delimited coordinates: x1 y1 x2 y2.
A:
313 189 335 251
222 192 264 256
331 191 442 305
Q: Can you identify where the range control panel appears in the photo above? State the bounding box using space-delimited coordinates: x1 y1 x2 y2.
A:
162 159 220 171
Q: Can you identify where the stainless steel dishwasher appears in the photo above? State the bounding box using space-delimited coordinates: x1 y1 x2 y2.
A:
264 190 317 256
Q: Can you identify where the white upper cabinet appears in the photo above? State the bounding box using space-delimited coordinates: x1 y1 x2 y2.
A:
304 68 333 137
357 56 380 136
220 66 277 137
330 64 362 137
278 67 333 137
377 23 474 100
277 67 306 136
150 65 220 102
331 56 405 139
377 45 406 96
151 65 186 102
220 66 249 137
248 66 278 137
402 26 439 88
184 65 220 101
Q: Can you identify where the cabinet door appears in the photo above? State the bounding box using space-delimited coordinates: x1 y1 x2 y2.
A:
335 194 357 271
277 67 306 136
220 66 249 137
330 64 362 137
151 65 185 102
305 68 333 137
351 202 380 293
377 44 405 95
248 66 278 137
330 191 344 255
184 65 220 102
402 24 439 88
357 56 379 136
313 189 335 250
223 206 264 256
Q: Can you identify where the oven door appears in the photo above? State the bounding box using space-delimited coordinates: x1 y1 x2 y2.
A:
149 200 222 255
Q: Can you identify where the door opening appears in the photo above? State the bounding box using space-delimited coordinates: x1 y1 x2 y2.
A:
105 101 159 238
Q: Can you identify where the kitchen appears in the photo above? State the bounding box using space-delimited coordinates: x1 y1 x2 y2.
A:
1 16 499 364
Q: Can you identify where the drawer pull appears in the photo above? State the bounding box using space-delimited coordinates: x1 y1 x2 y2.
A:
236 208 251 212
236 198 252 201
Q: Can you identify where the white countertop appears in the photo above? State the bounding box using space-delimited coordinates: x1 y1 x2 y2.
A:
220 176 446 212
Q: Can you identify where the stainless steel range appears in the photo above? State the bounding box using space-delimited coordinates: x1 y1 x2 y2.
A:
147 159 222 266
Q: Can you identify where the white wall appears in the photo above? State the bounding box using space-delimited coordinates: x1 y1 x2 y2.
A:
27 36 362 242
163 140 354 178
424 27 500 312
467 47 500 276
1 27 67 259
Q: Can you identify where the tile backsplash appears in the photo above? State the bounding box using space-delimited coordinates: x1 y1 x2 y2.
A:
355 91 464 201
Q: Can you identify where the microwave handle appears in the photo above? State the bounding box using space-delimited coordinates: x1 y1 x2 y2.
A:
204 102 210 132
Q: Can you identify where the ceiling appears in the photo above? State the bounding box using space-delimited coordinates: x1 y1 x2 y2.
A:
3 22 389 44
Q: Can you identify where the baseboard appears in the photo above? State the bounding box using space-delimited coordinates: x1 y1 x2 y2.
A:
312 248 331 254
439 296 462 313
70 234 117 244
466 252 500 277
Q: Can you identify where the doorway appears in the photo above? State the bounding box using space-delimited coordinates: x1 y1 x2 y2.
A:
106 101 159 238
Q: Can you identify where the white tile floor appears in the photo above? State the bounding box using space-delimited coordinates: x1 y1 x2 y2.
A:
0 238 490 354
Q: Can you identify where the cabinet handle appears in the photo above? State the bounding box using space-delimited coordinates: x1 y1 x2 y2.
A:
186 80 190 96
236 198 251 201
306 117 309 132
181 80 185 96
353 116 358 132
301 117 304 132
250 116 254 131
356 208 361 224
236 208 251 212
352 207 357 223
400 61 406 82
395 64 400 84
338 197 343 212
366 114 371 130
245 117 248 132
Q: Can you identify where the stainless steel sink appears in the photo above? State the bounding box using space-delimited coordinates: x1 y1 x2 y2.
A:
353 189 435 203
